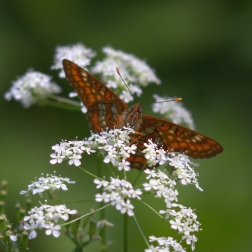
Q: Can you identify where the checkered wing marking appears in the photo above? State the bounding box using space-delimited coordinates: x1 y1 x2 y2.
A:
63 59 128 132
127 115 223 169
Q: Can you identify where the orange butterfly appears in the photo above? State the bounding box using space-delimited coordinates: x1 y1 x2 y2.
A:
62 59 223 169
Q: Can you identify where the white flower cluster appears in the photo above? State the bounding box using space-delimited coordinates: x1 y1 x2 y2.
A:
143 168 178 208
22 203 77 239
50 128 201 190
97 127 137 171
50 127 136 171
145 235 186 252
50 139 96 166
168 154 202 191
4 71 61 107
142 140 201 190
94 177 142 216
20 173 75 197
91 47 161 103
51 43 96 78
168 204 199 251
152 94 195 130
143 167 201 250
5 43 167 115
142 139 169 167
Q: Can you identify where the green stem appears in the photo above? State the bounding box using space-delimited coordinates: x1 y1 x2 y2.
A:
62 203 111 226
39 95 81 111
133 215 149 247
77 166 102 180
52 197 94 204
40 100 80 111
48 94 81 107
97 158 107 252
140 200 167 221
132 164 146 187
124 213 128 252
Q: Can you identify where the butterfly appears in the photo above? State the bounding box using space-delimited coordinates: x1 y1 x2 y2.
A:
62 59 223 169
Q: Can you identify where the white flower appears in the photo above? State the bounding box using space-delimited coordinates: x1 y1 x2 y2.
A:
111 195 124 210
159 209 171 219
124 144 137 154
155 148 168 165
9 235 17 242
128 188 142 199
68 154 82 166
50 153 64 164
120 199 134 216
144 169 157 179
54 205 77 221
178 170 191 185
23 223 38 239
51 43 96 78
94 179 109 189
44 223 61 237
118 159 130 171
143 179 159 191
52 143 69 154
4 71 61 107
103 149 116 164
182 232 198 251
95 193 110 203
152 94 195 129
190 235 198 251
170 217 183 232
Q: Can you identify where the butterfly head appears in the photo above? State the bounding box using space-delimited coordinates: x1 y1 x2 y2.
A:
119 103 143 130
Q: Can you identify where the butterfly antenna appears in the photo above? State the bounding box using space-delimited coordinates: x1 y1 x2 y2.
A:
142 97 182 106
154 98 182 103
116 67 136 102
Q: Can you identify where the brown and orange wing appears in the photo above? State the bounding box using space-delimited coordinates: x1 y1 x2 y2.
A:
63 59 128 132
127 115 223 169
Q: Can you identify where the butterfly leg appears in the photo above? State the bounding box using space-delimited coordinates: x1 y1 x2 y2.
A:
129 131 143 146
115 114 126 128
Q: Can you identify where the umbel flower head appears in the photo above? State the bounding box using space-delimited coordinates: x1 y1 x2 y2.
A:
21 201 77 239
4 71 61 107
51 43 96 78
20 172 76 198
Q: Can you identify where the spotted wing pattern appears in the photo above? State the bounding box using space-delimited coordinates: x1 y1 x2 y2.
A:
63 59 223 170
63 59 128 132
127 115 223 169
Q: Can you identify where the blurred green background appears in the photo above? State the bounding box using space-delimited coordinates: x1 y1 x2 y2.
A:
1 1 252 251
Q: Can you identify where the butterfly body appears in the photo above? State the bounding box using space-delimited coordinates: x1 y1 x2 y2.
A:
63 59 223 169
119 103 143 130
